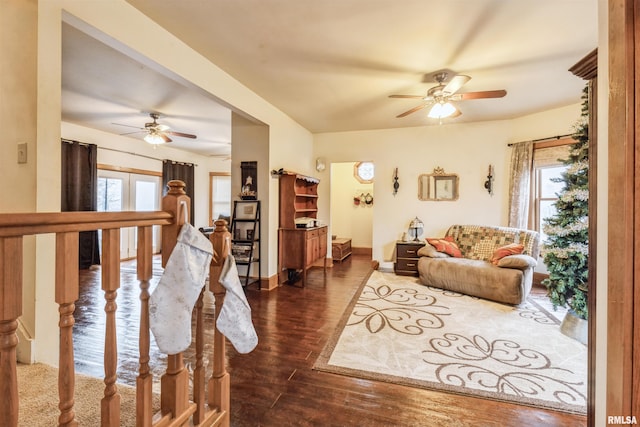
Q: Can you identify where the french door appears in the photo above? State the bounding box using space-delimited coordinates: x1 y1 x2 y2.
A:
97 170 162 259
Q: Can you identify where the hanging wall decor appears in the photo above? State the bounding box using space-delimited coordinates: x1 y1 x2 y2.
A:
484 164 494 195
393 167 400 196
240 161 258 199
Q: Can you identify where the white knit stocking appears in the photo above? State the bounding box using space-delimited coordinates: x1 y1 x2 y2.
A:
216 255 258 354
149 223 213 354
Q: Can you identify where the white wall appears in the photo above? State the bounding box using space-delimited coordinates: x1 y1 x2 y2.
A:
2 0 38 363
330 162 373 249
315 103 581 270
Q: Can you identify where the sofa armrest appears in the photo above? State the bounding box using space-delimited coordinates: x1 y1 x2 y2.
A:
417 244 450 258
496 254 537 270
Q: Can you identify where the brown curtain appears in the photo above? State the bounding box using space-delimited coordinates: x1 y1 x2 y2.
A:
162 160 195 224
61 139 100 269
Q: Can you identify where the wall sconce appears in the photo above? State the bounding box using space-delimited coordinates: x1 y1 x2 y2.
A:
316 157 326 172
393 167 399 196
484 164 494 195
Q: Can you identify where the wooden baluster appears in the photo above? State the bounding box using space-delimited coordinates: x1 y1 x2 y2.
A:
160 180 190 420
136 226 153 427
209 219 231 427
192 288 206 423
0 236 23 427
56 232 79 427
101 229 121 427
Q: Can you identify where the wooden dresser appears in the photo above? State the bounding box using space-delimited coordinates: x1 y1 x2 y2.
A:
277 172 327 286
278 226 327 286
394 241 426 276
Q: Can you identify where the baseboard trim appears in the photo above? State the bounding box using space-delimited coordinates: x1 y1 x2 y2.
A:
533 272 548 287
352 247 372 257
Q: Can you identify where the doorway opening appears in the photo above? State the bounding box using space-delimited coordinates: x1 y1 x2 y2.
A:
329 162 374 259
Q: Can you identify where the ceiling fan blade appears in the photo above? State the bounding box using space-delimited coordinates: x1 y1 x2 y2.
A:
453 90 507 100
112 122 144 130
450 106 462 118
442 75 471 95
119 131 145 136
167 130 197 139
161 133 172 143
389 94 425 99
396 103 428 118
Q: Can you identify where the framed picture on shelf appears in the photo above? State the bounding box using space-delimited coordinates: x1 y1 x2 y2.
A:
235 201 259 220
246 229 254 240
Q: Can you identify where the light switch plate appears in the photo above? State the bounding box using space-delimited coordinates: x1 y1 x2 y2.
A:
18 143 27 164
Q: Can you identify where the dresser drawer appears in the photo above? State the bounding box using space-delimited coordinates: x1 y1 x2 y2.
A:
396 243 424 258
395 258 420 272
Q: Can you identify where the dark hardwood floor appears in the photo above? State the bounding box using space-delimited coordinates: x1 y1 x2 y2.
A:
74 254 586 427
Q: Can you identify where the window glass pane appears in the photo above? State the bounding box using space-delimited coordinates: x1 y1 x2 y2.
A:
213 176 231 202
135 181 157 211
211 175 231 222
98 177 123 212
539 166 567 198
539 200 558 242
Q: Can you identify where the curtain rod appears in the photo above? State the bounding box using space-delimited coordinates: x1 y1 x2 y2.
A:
62 138 197 166
507 133 574 147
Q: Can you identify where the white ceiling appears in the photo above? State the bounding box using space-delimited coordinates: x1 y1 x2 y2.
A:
61 0 598 157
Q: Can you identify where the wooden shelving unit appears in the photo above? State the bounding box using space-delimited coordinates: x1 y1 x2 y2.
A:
277 172 327 287
231 200 261 289
278 173 320 228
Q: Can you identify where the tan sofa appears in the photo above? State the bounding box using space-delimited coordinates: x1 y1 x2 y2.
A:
417 224 540 305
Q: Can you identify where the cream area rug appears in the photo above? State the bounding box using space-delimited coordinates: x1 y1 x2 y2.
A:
314 270 587 415
17 363 160 426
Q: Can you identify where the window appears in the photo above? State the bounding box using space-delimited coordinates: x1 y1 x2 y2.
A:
533 165 568 243
354 161 374 183
210 172 231 226
97 169 162 258
529 140 572 243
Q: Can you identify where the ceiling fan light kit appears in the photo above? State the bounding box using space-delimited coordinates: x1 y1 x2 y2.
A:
144 132 167 145
427 101 456 119
114 112 198 145
390 71 506 121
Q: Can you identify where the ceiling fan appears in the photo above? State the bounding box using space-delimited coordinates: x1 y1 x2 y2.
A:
390 72 507 119
114 112 197 145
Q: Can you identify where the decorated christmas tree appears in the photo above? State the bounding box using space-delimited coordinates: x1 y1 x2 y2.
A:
541 86 589 320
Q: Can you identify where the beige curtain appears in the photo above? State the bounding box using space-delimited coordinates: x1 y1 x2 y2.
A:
507 141 533 229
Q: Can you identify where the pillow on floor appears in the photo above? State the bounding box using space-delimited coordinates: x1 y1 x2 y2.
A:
426 237 462 258
417 243 450 258
490 243 524 265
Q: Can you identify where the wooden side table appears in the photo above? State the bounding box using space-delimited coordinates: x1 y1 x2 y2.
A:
332 238 352 262
394 241 426 276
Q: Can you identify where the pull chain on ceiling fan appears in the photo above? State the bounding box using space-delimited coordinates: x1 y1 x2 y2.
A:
113 112 197 145
389 72 507 120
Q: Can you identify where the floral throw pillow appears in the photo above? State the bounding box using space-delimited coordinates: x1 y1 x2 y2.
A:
426 236 462 258
490 243 524 265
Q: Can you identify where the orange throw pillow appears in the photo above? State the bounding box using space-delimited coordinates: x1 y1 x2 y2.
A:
490 243 524 265
426 236 462 258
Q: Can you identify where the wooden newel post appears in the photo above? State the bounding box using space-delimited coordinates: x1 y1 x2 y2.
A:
160 180 191 420
0 236 23 427
161 180 190 268
209 219 231 427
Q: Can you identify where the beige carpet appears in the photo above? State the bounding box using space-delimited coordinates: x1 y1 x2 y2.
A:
17 363 160 426
314 270 587 415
